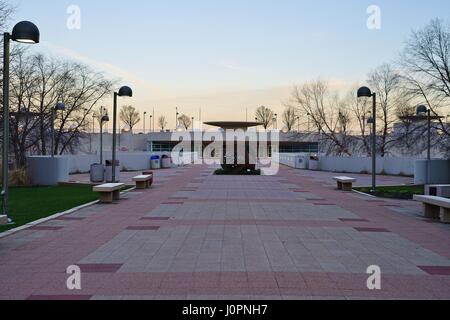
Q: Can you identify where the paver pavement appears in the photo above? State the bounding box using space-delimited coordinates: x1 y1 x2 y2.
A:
0 165 449 300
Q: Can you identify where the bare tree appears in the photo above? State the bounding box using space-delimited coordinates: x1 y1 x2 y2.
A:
367 63 402 156
32 54 61 155
178 114 192 131
6 52 114 164
55 63 113 155
8 51 41 165
120 105 140 133
346 88 371 155
282 106 297 132
0 1 13 29
289 80 352 155
0 1 14 63
158 116 167 131
255 106 274 130
93 106 108 127
400 18 450 155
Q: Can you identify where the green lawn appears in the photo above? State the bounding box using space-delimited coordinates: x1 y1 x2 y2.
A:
0 185 99 233
354 185 425 200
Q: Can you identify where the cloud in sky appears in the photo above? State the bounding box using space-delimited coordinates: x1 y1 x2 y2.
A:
40 41 171 99
218 59 254 72
38 42 354 130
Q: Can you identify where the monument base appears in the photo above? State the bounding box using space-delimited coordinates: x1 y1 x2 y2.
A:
214 168 261 176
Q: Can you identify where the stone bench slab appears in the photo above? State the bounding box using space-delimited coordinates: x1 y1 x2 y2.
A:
132 175 152 182
133 175 153 189
333 176 357 192
93 183 125 193
333 177 357 182
414 195 450 224
93 183 125 203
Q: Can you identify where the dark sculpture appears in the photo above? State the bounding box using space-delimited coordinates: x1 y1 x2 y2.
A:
204 121 262 174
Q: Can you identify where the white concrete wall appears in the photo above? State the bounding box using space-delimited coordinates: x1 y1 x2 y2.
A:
77 133 150 154
318 156 415 176
273 153 310 169
275 153 417 176
67 152 198 174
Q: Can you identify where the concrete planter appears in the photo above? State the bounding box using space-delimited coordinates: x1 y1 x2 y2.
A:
415 159 450 185
27 156 69 186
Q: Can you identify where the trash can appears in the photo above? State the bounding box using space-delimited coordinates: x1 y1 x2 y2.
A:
161 155 172 169
90 164 105 183
105 160 121 182
151 156 161 170
309 156 319 171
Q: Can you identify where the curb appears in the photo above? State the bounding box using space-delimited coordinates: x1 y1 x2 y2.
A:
351 189 377 198
0 187 136 240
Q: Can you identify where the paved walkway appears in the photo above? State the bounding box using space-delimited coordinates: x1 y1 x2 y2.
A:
0 165 449 300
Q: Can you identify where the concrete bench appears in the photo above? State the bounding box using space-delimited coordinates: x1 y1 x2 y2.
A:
133 175 153 189
425 185 450 198
93 183 125 203
414 195 450 223
333 176 357 191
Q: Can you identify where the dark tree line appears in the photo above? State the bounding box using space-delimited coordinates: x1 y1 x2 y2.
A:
285 18 450 157
1 0 115 168
2 51 114 166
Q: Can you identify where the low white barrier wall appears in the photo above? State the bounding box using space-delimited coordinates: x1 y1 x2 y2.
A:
273 153 309 169
274 153 418 176
67 152 198 174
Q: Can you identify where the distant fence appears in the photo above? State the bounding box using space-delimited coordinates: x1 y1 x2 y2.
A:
273 153 418 176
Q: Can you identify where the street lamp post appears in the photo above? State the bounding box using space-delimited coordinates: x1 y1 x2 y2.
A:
152 108 155 133
91 113 95 153
2 21 40 223
51 103 66 158
296 116 300 132
100 115 109 165
357 86 377 193
192 117 195 131
367 116 374 157
112 86 133 183
416 105 432 161
143 112 147 134
150 115 153 133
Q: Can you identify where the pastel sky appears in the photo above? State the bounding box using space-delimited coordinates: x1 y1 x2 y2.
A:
9 0 450 129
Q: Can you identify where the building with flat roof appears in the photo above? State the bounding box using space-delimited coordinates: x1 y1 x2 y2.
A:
147 131 319 155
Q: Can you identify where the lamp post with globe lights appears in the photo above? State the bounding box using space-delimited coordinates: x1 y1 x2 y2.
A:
111 86 133 183
2 21 40 223
357 86 377 193
100 114 110 165
51 103 66 158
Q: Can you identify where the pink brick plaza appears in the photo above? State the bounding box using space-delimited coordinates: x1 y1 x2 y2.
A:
0 165 449 300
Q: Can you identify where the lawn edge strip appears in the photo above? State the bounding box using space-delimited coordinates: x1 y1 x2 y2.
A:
0 187 136 240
